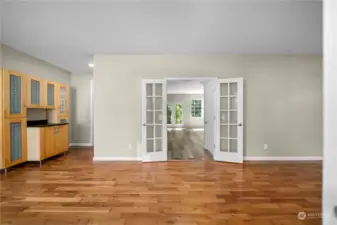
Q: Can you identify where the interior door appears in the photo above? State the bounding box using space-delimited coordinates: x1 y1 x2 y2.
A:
203 80 217 155
214 78 244 163
142 79 167 162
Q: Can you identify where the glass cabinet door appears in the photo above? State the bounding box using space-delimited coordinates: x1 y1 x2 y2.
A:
59 84 68 115
4 118 27 167
47 82 55 107
28 76 43 107
4 70 26 118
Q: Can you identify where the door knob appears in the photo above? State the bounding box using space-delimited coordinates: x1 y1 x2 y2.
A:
237 123 243 127
204 121 208 124
143 124 146 127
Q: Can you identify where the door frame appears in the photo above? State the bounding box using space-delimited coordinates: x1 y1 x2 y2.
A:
165 77 217 161
141 77 244 163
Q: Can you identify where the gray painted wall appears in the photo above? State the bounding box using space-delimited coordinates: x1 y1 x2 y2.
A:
70 73 93 145
2 45 70 84
94 55 322 159
167 94 204 129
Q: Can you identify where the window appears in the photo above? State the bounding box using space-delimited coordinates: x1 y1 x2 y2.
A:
175 104 183 124
167 104 183 125
191 100 202 117
167 105 172 124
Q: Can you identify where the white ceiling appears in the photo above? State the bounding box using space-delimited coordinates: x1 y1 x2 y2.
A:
1 0 322 73
167 80 204 94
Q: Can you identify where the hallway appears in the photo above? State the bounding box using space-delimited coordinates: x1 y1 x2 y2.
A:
167 129 205 160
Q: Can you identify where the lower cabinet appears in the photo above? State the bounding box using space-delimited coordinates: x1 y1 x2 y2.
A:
3 118 27 168
27 125 69 161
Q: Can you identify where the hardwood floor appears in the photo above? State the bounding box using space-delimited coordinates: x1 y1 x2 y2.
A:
0 149 322 225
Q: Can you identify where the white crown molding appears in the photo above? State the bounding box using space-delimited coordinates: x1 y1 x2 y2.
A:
244 156 323 161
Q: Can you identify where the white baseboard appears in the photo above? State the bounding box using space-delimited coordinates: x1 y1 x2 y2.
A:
244 156 323 161
93 157 140 161
69 143 93 147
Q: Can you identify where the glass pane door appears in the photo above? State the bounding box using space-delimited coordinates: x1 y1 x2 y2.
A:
146 84 163 153
220 82 238 153
142 80 167 162
216 78 243 163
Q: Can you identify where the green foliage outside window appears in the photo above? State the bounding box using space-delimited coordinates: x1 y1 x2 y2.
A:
175 104 183 124
167 105 172 124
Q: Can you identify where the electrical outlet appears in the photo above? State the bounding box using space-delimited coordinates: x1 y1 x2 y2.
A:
264 144 268 151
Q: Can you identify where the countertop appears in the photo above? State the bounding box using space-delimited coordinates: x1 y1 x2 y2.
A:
27 123 69 128
27 120 69 128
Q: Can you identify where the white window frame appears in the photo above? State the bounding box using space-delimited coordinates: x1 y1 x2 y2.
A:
191 99 202 118
167 103 184 126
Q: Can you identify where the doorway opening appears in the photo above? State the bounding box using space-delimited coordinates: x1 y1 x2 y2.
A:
141 77 243 163
166 79 216 161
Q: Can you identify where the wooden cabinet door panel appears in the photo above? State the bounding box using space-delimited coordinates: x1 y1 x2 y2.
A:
4 118 27 168
44 127 55 158
3 70 26 118
58 125 69 153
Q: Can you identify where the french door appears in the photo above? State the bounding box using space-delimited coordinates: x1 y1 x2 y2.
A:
214 78 244 163
142 79 167 162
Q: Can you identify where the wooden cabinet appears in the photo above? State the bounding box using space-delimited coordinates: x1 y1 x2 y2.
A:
26 76 46 108
28 125 68 162
59 116 68 124
3 70 26 118
0 70 3 169
58 125 69 153
3 118 27 168
46 81 57 109
58 83 68 116
1 68 69 169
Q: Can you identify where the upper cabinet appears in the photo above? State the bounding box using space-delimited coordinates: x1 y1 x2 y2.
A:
26 76 46 108
46 81 57 109
3 70 26 118
58 83 68 116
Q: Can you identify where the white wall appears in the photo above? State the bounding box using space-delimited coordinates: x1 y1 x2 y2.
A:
94 55 322 159
27 109 47 121
167 94 204 129
323 1 337 224
2 45 70 84
167 80 204 94
70 73 93 146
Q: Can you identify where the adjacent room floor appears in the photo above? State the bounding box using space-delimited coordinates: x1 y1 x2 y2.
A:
0 149 322 225
167 128 205 160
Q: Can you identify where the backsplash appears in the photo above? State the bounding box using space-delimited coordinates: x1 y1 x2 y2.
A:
27 108 47 121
